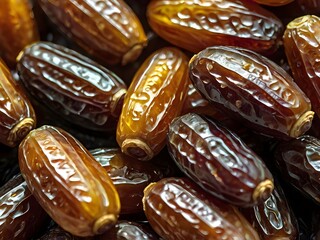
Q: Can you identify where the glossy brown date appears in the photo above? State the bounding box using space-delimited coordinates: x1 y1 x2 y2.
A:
147 0 283 55
167 113 274 207
189 46 314 139
38 0 147 65
143 177 260 240
17 42 127 132
18 125 120 237
116 47 189 161
0 174 49 240
253 0 294 6
284 15 320 119
0 0 39 67
90 148 169 214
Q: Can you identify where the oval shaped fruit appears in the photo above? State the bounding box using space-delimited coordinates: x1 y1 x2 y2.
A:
17 42 127 132
283 15 320 119
189 46 314 139
18 125 120 237
167 113 274 207
147 0 283 55
143 177 260 240
0 59 36 147
0 174 49 240
253 0 294 6
116 47 189 161
0 0 39 67
38 0 147 65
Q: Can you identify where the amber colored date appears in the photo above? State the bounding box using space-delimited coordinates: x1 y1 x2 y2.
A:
274 135 320 204
116 47 189 161
0 174 49 240
90 148 169 214
253 0 294 6
0 0 39 67
167 113 273 207
38 0 147 65
18 125 120 237
284 15 320 119
189 46 314 139
143 178 260 240
17 42 127 132
147 0 283 55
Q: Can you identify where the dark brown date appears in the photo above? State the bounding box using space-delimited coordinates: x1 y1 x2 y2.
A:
38 226 93 240
298 0 320 14
167 113 274 207
17 42 127 132
0 174 49 240
189 46 314 139
143 177 260 240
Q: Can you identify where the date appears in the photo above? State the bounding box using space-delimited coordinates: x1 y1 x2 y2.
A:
298 0 320 14
253 0 294 6
17 42 127 132
189 46 314 139
18 125 120 237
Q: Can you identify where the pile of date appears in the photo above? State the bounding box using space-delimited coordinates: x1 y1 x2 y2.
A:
4 0 320 239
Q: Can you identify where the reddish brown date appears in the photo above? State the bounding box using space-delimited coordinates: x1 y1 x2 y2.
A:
167 113 274 207
17 42 127 132
274 135 320 204
298 0 320 14
143 177 260 240
253 0 294 6
18 125 120 237
284 15 320 119
0 174 49 240
147 0 283 55
189 46 314 139
38 0 147 65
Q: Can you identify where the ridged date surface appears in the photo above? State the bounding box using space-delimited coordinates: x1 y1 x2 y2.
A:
274 135 320 204
189 46 313 139
143 177 260 240
18 125 120 237
284 15 320 119
147 0 283 55
0 174 49 240
0 0 39 67
167 113 273 207
90 148 167 214
38 0 147 65
0 59 36 147
17 42 127 132
117 47 189 161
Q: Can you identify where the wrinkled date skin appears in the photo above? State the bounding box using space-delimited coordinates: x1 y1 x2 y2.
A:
167 113 274 207
253 0 294 6
38 0 147 65
274 135 320 204
117 47 189 161
17 42 127 132
143 178 260 240
0 59 36 147
241 182 298 240
189 46 314 139
0 0 39 67
284 15 320 119
90 148 168 214
18 126 121 237
147 0 283 55
0 174 49 240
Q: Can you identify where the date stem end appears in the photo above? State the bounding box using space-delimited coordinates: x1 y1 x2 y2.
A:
93 214 118 235
8 117 35 147
122 138 153 161
252 179 274 203
290 111 314 138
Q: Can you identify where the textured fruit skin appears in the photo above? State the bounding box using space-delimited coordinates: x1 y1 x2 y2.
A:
0 59 36 147
167 113 273 207
241 182 298 240
17 42 127 132
253 0 294 6
18 125 120 237
143 177 260 240
284 15 320 119
116 47 189 161
147 0 283 55
274 135 320 204
189 46 313 139
0 174 49 240
38 0 147 65
0 0 39 67
90 148 167 214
